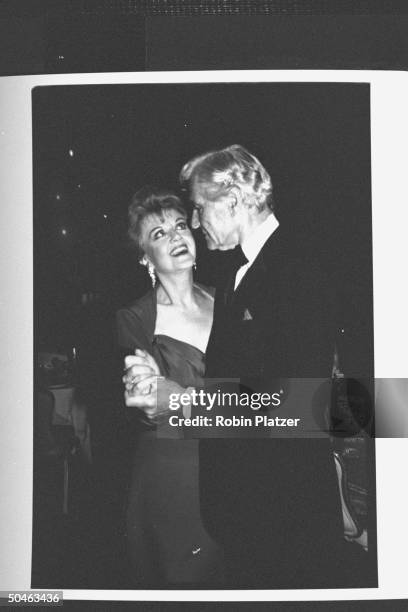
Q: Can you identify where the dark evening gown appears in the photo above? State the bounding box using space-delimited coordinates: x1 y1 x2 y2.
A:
117 291 224 587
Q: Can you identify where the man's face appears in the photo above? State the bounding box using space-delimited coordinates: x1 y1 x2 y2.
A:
190 181 239 250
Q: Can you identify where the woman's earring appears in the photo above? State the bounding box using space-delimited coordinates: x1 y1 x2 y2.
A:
141 258 156 288
193 262 197 272
147 262 156 287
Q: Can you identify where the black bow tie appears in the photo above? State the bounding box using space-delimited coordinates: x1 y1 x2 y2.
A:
222 244 248 307
230 244 248 272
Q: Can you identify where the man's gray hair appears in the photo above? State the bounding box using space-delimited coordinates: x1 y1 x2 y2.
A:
180 144 274 211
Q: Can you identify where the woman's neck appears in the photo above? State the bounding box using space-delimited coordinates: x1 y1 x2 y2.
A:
156 269 196 308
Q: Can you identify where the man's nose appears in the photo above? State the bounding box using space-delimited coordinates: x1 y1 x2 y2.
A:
191 209 200 229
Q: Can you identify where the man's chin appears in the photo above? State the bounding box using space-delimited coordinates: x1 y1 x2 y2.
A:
217 244 238 251
204 237 218 250
204 237 236 251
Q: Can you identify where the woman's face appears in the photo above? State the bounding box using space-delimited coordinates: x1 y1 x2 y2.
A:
139 208 196 275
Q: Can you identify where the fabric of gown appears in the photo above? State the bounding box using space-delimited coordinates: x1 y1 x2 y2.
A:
125 333 224 587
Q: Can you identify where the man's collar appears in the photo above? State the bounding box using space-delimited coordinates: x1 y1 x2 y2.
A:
241 212 279 264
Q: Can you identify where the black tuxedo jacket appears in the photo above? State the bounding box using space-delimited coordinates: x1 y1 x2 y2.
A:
199 224 345 586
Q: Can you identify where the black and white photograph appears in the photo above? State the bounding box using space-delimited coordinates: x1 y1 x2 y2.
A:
2 2 408 608
31 82 377 591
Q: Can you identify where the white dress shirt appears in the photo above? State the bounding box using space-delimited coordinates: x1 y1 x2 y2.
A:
234 212 280 290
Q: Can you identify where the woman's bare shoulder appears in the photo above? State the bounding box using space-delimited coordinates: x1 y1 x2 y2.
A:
194 283 215 300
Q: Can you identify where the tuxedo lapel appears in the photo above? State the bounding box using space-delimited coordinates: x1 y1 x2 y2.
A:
205 226 286 378
230 226 285 318
231 250 268 318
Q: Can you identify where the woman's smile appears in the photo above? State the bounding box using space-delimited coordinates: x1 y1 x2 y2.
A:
170 244 189 256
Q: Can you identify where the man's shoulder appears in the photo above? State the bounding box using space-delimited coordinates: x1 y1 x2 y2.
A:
261 227 325 275
255 231 330 306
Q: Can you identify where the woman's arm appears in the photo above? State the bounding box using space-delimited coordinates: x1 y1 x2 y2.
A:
116 307 152 355
116 306 159 429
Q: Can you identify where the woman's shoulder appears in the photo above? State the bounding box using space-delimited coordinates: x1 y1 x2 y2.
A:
117 289 156 319
194 282 215 300
116 289 156 350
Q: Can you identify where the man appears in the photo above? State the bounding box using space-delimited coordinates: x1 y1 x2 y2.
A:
124 145 350 588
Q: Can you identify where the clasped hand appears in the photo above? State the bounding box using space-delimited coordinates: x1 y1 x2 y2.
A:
123 349 184 420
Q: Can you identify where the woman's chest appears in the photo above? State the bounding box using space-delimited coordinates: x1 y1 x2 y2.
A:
155 303 213 353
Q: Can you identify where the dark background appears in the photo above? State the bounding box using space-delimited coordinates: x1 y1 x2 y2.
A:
33 82 373 369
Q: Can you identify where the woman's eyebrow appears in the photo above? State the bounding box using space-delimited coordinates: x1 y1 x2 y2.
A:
149 217 186 236
149 225 163 237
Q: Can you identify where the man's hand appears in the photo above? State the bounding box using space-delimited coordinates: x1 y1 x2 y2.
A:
123 349 160 391
123 349 185 421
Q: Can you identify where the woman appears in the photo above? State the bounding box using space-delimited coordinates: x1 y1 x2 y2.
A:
116 186 224 587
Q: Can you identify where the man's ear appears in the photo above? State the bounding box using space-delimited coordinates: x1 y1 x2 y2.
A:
228 187 242 215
